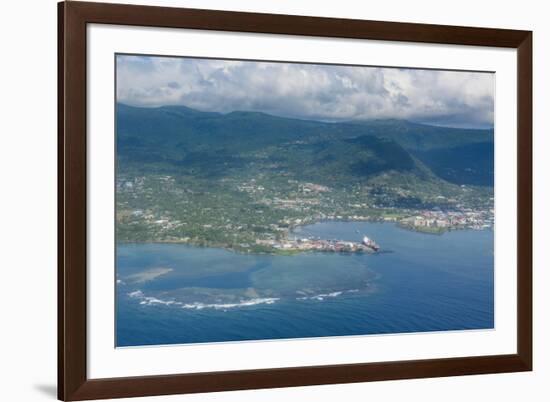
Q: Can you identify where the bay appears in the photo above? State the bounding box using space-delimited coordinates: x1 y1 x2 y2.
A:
116 221 494 346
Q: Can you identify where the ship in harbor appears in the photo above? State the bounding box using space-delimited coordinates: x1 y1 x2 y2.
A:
362 235 380 251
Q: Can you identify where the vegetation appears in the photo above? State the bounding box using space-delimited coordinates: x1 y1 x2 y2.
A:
116 104 494 251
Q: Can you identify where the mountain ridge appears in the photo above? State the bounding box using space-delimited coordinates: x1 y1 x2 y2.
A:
117 102 494 139
116 103 494 187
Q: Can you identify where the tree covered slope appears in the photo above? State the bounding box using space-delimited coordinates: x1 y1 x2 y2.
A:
116 103 493 187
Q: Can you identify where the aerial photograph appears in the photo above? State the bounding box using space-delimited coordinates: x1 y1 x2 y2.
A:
115 54 495 347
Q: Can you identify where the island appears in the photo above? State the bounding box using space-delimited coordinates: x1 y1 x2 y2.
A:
116 104 494 254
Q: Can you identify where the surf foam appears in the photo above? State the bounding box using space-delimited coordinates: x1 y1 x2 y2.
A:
181 298 280 310
128 290 279 310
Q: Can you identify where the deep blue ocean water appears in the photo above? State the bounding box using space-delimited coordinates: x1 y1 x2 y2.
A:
116 222 494 347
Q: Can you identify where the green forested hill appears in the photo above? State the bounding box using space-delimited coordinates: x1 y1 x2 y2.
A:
345 118 493 151
116 103 493 187
115 103 494 246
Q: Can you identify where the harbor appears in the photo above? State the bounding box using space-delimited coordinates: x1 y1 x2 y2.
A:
255 234 380 253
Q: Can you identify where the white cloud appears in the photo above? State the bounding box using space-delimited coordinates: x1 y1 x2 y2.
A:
116 55 494 128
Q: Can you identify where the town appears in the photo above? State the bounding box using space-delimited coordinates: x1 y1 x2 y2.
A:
256 235 380 253
115 173 494 253
398 209 494 233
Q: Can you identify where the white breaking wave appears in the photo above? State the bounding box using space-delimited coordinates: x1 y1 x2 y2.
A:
128 290 180 306
297 291 342 301
181 298 280 310
127 290 279 310
140 297 180 306
296 289 360 301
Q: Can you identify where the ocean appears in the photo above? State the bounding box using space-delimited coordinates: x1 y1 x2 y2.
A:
116 221 494 347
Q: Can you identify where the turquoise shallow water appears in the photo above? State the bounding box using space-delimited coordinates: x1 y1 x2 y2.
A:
116 222 494 346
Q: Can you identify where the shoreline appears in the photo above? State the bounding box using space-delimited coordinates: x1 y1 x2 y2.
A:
117 218 493 255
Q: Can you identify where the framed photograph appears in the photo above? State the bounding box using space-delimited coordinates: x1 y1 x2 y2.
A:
58 1 532 400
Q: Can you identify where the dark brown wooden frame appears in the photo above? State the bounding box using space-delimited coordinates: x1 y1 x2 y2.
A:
58 1 532 400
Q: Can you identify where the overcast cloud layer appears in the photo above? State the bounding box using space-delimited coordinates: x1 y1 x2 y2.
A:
116 55 494 128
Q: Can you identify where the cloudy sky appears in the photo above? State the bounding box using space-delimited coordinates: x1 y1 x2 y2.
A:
116 54 494 129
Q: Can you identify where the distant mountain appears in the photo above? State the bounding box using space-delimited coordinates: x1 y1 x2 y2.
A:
346 118 493 151
116 103 494 187
414 141 494 186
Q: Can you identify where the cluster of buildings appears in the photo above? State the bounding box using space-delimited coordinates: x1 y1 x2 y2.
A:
236 179 265 194
268 198 320 211
116 176 146 192
239 180 331 212
301 183 331 193
256 236 379 253
399 209 494 231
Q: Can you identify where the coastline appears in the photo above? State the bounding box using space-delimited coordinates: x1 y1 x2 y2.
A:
116 216 493 255
116 221 495 346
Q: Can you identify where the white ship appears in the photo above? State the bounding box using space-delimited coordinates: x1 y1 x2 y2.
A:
362 235 380 251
